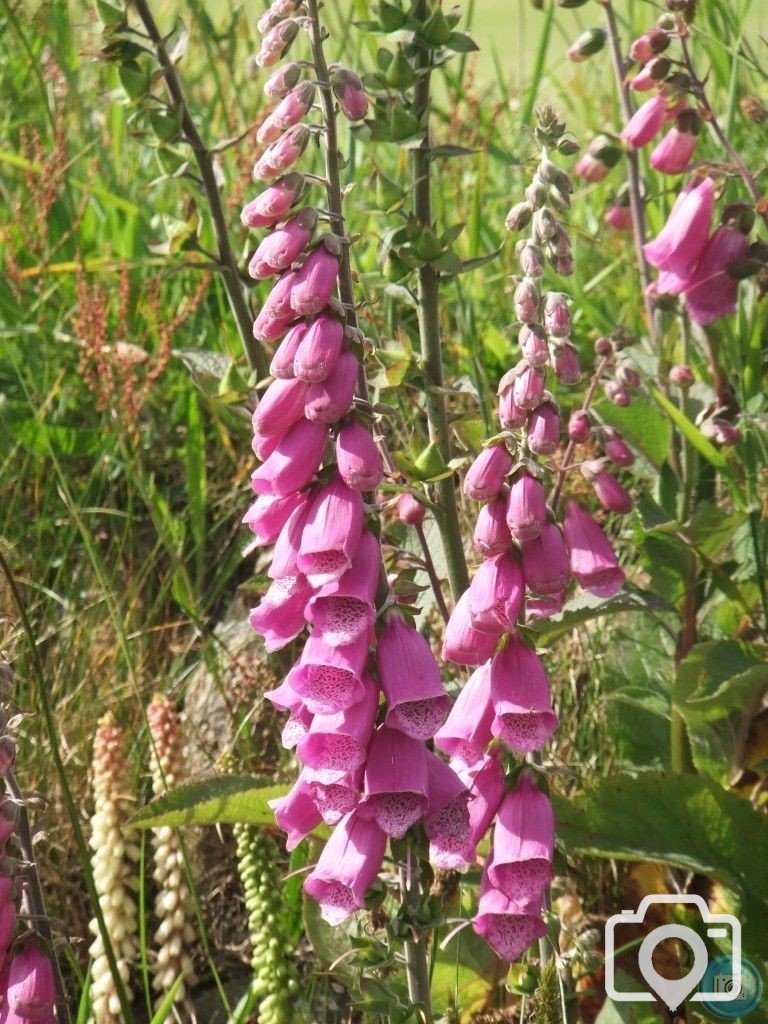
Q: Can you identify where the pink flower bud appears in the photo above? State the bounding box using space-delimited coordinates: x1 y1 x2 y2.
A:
516 241 545 278
551 342 582 385
603 380 631 406
601 427 635 467
255 19 299 68
360 725 429 838
513 278 540 322
568 410 591 443
513 365 546 410
253 123 310 180
294 314 344 382
519 324 549 367
250 418 328 496
650 109 701 175
473 492 512 557
241 172 305 228
568 27 607 62
332 69 369 121
628 34 653 63
468 552 525 634
563 500 625 598
257 82 316 144
575 134 622 182
701 418 742 446
252 375 308 438
377 615 450 739
464 444 513 501
499 388 528 430
521 523 571 595
261 268 300 320
644 176 716 283
442 591 502 667
304 811 387 924
290 246 340 315
7 943 56 1022
489 635 558 752
336 421 384 492
669 363 694 387
305 348 358 423
397 492 427 525
248 208 318 279
526 401 560 456
630 56 671 91
605 202 633 231
257 0 299 34
270 321 308 379
263 61 302 99
621 93 667 149
582 460 633 514
506 471 547 543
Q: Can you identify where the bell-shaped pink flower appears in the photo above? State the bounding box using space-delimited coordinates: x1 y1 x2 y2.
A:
6 943 56 1022
621 93 666 149
257 82 316 145
305 765 362 824
270 321 308 379
249 574 312 651
506 471 547 543
434 661 494 766
336 421 384 492
305 530 380 647
252 376 308 438
241 172 305 228
521 523 571 595
563 500 625 598
270 773 323 850
289 632 369 714
243 490 305 545
442 591 502 667
377 614 450 739
582 460 633 514
650 111 700 175
487 771 554 902
682 224 749 326
473 876 547 962
282 704 312 750
304 811 387 924
250 418 328 497
424 752 471 869
297 676 378 775
474 492 512 557
253 123 310 180
359 725 429 838
513 365 546 410
268 493 311 579
449 753 507 869
463 444 512 501
468 552 524 634
644 176 716 283
332 69 368 121
526 401 560 456
298 474 364 586
305 348 358 423
490 636 558 752
294 314 344 382
290 246 340 315
248 207 317 278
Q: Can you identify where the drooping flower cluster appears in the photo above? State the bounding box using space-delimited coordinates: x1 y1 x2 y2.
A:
432 112 628 960
243 0 474 929
88 714 139 1024
147 695 196 1010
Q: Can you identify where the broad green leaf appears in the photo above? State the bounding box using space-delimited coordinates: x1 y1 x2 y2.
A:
131 775 287 828
595 974 664 1024
594 398 672 470
553 772 768 954
681 501 746 560
674 641 768 721
651 388 729 471
529 588 670 643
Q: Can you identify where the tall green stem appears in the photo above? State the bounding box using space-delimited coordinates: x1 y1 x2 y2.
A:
410 5 469 603
401 844 433 1022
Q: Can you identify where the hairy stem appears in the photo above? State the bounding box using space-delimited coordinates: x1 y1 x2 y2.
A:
131 0 267 376
680 34 768 233
600 0 659 346
410 3 469 603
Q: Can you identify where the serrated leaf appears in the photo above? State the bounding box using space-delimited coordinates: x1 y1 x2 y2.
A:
131 775 287 828
529 587 670 642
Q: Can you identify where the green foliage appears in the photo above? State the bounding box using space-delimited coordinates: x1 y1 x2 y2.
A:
131 776 286 829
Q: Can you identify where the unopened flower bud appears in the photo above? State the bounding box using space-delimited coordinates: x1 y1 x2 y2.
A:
516 241 545 278
543 292 571 338
525 181 547 210
533 207 558 241
514 364 546 410
575 134 622 182
499 387 528 430
631 56 671 91
548 185 571 213
616 361 641 389
594 337 613 356
505 201 533 232
264 62 302 99
553 254 574 276
519 324 549 367
604 380 631 406
568 27 607 62
397 492 427 526
600 427 635 467
526 400 561 456
332 69 369 121
551 342 581 384
513 278 540 322
581 459 634 514
669 364 694 387
568 411 591 443
256 19 299 68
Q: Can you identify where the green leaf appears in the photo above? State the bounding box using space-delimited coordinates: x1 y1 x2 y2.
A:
675 641 768 722
595 975 664 1024
6 419 102 458
594 398 671 469
681 501 746 560
554 772 768 954
529 587 670 643
118 61 150 99
444 31 480 52
149 976 184 1023
429 144 477 159
651 388 729 471
131 776 287 829
185 391 206 583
